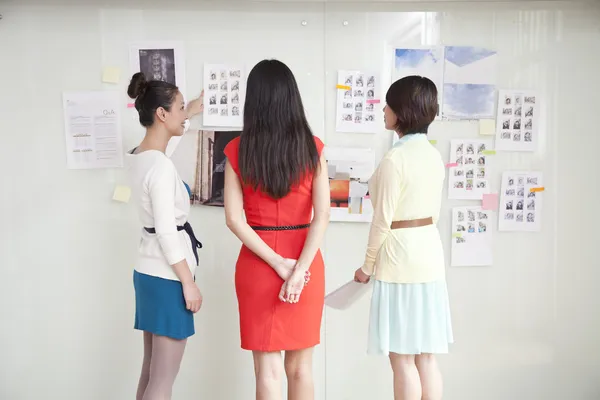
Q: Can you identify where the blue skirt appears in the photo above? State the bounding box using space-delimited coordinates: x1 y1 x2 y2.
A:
133 270 195 340
368 279 453 355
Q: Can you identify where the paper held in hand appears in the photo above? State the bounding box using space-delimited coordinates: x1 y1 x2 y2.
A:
325 280 372 310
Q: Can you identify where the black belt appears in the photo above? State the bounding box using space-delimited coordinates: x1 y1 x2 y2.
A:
250 224 311 231
144 222 202 266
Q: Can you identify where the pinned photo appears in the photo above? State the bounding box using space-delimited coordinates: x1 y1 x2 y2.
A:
454 181 464 189
355 75 364 87
367 89 375 99
524 131 532 142
353 90 364 97
456 157 463 166
516 200 524 211
515 96 522 105
508 177 515 186
517 187 524 197
476 181 487 189
458 211 465 222
502 119 510 129
366 103 374 112
208 107 218 115
466 169 474 179
513 132 521 141
342 114 353 122
209 95 217 105
365 114 375 122
456 224 466 232
220 94 228 105
477 157 485 166
220 108 228 116
355 102 363 112
220 70 227 79
525 106 534 117
524 119 533 129
518 177 524 185
208 83 218 91
504 95 512 105
367 76 375 87
506 188 515 196
478 144 486 154
465 157 475 165
354 114 362 123
527 212 535 222
478 222 487 233
528 191 536 198
466 180 473 190
232 106 239 116
344 75 353 86
502 131 511 139
516 212 523 222
456 236 466 244
513 119 521 130
231 93 240 104
527 177 538 185
506 200 513 210
505 212 514 220
466 144 475 154
456 144 464 155
514 106 522 117
525 96 536 104
229 70 241 78
477 212 488 220
502 108 512 115
343 102 352 109
210 71 217 81
527 200 535 210
231 81 240 91
344 90 352 99
468 223 475 233
220 81 228 91
468 210 476 222
477 168 485 178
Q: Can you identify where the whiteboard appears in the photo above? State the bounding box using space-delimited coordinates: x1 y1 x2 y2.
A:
1 2 600 400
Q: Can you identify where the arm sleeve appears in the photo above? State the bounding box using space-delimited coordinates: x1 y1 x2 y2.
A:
147 158 186 265
361 157 403 275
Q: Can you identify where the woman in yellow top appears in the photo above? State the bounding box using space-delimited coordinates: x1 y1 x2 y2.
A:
354 76 453 400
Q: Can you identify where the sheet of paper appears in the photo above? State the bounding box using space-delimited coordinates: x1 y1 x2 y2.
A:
495 90 539 152
324 147 375 222
451 206 493 266
498 171 543 232
102 67 121 84
203 64 246 128
442 46 498 120
447 139 493 200
393 47 445 119
325 280 372 310
479 119 496 135
62 91 123 169
335 70 382 133
112 185 131 203
129 41 186 99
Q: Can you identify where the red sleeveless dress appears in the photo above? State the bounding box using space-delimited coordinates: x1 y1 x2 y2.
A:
223 136 325 351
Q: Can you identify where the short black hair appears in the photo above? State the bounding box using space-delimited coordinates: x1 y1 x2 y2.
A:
127 72 179 127
385 76 438 134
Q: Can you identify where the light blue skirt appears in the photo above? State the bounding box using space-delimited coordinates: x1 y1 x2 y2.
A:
368 279 453 355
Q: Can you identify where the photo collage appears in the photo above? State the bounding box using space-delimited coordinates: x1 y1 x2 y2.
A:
203 64 245 128
498 171 543 232
448 139 493 200
335 70 381 133
451 206 494 266
495 90 538 152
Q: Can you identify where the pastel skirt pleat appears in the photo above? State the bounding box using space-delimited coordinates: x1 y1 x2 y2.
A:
368 279 453 355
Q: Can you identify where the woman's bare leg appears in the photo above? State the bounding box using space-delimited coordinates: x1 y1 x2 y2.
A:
253 351 283 400
142 335 187 400
284 347 314 400
389 353 422 400
415 353 443 400
136 332 153 400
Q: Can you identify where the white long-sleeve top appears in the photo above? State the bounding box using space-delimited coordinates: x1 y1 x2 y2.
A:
126 149 196 281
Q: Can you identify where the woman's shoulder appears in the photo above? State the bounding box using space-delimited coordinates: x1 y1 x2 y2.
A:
224 136 241 155
313 135 324 155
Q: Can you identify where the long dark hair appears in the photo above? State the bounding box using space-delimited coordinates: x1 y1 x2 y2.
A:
239 59 319 199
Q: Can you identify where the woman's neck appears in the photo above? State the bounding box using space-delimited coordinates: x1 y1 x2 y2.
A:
138 126 171 153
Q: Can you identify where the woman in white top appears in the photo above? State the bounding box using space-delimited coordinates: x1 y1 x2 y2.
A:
354 76 453 400
126 72 204 400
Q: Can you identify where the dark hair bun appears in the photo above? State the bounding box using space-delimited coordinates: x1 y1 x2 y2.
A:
127 72 148 99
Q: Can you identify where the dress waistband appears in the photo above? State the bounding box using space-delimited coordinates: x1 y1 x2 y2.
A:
390 217 433 229
250 224 311 231
144 222 202 266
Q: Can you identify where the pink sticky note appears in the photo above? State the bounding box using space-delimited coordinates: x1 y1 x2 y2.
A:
366 99 380 104
482 193 498 210
446 162 458 168
127 103 135 108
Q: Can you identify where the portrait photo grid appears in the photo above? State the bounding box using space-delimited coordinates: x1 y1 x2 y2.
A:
448 139 493 200
335 70 381 133
498 171 543 232
203 64 245 128
495 90 538 152
451 206 494 266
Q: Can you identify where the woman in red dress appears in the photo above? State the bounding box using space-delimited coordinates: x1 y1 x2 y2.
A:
223 59 330 400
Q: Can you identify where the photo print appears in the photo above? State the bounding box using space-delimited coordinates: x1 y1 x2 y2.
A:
448 139 492 200
496 89 539 152
498 171 543 232
336 70 381 134
451 206 494 266
203 63 246 128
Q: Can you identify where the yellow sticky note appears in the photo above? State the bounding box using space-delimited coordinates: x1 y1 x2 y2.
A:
336 84 351 90
482 150 496 155
112 185 131 203
102 67 121 84
452 232 462 238
429 140 438 145
530 187 545 193
479 119 496 136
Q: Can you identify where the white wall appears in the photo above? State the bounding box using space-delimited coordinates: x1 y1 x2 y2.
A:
1 1 599 399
